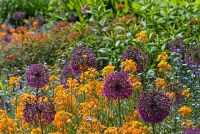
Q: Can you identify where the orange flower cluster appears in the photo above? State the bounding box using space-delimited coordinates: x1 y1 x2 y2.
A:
179 106 192 116
136 31 148 43
155 78 168 90
121 59 137 73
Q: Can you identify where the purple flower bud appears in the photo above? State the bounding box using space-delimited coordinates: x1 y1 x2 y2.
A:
12 11 26 20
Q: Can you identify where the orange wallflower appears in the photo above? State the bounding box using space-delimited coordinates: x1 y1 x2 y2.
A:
121 59 137 73
136 31 148 43
179 106 192 116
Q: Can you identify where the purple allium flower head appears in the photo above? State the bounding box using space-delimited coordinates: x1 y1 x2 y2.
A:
23 97 56 126
81 5 90 14
12 11 26 20
184 128 200 134
70 45 97 73
168 38 186 53
121 46 147 73
60 63 76 86
26 64 49 88
68 12 78 22
184 45 200 77
137 91 171 123
103 72 133 100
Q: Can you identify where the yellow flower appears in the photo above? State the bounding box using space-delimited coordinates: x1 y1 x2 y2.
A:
49 75 58 82
136 31 148 43
129 74 140 83
0 110 16 133
102 64 115 76
132 81 142 91
104 127 118 134
155 78 168 90
9 76 20 89
157 52 169 61
179 106 192 116
121 59 137 73
32 21 39 29
67 78 79 90
80 68 99 82
181 88 192 98
31 128 41 134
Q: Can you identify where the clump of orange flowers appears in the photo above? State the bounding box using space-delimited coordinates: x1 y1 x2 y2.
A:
9 76 21 89
53 111 72 130
119 120 152 134
181 88 192 98
155 78 168 90
136 31 148 43
121 59 137 73
157 52 171 73
0 110 16 133
102 64 115 76
179 106 192 116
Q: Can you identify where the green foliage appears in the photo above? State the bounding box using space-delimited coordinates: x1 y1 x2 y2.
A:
0 0 49 22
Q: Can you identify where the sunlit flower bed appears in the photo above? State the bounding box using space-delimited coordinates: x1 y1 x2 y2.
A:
0 1 199 134
0 44 199 134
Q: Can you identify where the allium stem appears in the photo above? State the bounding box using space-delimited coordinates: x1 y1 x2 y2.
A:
174 106 177 133
70 88 73 113
152 123 155 134
117 98 122 128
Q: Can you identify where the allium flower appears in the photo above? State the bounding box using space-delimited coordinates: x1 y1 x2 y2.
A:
81 5 90 14
60 64 76 86
26 64 49 88
121 46 147 72
184 128 200 134
137 91 171 123
168 38 186 53
70 45 97 73
103 72 133 100
12 11 26 20
23 97 56 126
68 12 78 22
184 45 200 77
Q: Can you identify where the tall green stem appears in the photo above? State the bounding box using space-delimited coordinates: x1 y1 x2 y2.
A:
152 123 155 134
117 98 122 128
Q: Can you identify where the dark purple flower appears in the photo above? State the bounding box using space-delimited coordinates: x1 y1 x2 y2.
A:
103 72 133 100
26 64 49 88
12 11 26 20
184 45 200 77
121 46 147 73
81 5 90 14
70 45 97 73
184 128 200 134
137 91 171 123
23 97 56 126
168 38 186 53
60 64 76 86
68 12 78 22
